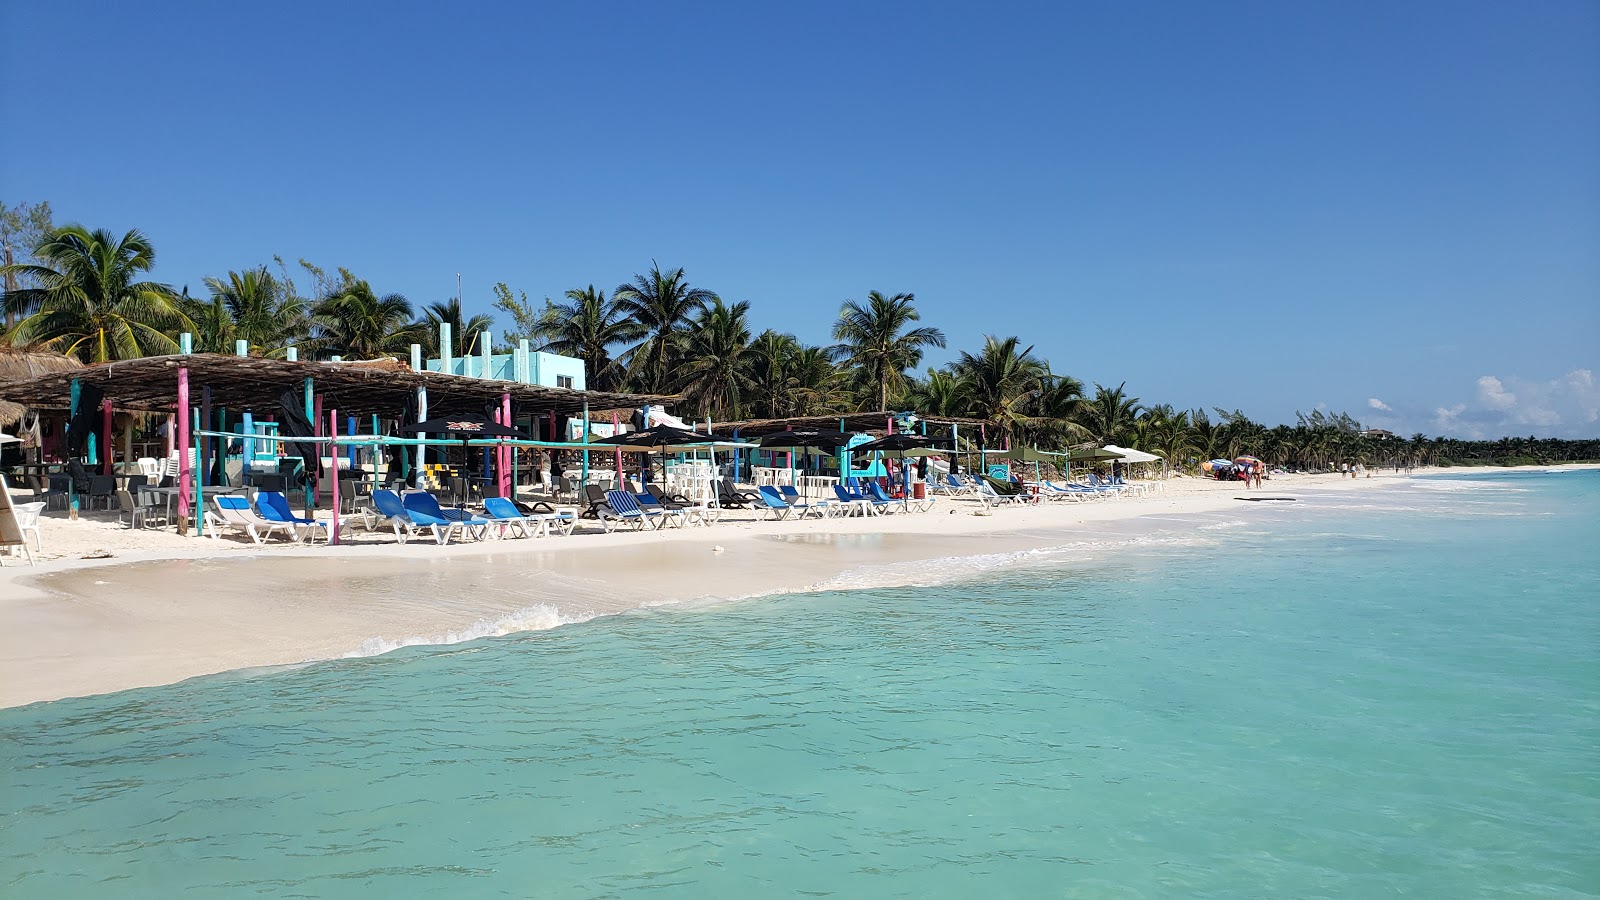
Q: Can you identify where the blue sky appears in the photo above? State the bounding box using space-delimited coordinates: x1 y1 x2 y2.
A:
4 1 1597 437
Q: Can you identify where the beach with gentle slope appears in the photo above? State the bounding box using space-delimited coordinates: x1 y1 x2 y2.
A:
2 470 1410 708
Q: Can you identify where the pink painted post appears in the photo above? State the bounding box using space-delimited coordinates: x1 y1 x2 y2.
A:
177 367 191 533
500 392 512 499
328 410 340 545
101 399 113 475
887 416 894 434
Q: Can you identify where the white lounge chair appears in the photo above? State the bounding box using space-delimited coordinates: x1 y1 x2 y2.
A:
212 495 298 544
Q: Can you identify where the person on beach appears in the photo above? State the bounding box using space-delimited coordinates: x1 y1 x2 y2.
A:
1253 463 1263 488
538 450 552 496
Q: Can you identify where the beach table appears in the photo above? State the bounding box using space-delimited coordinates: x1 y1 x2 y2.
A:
139 484 246 528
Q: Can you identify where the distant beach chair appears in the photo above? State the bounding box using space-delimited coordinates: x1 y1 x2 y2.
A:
755 486 795 520
778 485 833 518
1042 481 1095 501
404 490 490 541
579 484 610 519
483 496 539 538
600 490 655 531
212 494 298 544
255 490 346 543
635 492 696 527
648 484 718 525
940 473 976 497
865 482 907 514
716 484 757 508
372 489 457 545
514 499 579 535
975 477 1031 508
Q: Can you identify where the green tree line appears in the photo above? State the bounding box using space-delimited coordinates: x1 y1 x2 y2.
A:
2 220 1594 471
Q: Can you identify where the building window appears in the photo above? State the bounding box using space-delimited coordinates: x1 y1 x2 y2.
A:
556 375 574 389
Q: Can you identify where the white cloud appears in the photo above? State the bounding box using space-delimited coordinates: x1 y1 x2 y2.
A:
1476 376 1516 410
1367 398 1391 412
1414 369 1600 439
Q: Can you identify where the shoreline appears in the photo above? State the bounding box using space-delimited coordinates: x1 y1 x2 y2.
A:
0 467 1578 710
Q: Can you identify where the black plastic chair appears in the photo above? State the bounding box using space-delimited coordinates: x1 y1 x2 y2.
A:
87 475 117 511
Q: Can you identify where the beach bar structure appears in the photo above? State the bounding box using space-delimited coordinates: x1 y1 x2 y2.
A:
706 411 993 484
0 349 672 532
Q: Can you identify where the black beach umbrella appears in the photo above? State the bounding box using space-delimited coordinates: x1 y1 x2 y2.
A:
850 433 955 496
592 424 712 486
757 430 851 450
850 433 954 454
401 415 530 503
591 423 707 450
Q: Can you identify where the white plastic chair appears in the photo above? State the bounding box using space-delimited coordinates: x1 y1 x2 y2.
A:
15 502 44 551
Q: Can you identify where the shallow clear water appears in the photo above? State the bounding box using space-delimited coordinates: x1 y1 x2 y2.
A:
3 471 1597 898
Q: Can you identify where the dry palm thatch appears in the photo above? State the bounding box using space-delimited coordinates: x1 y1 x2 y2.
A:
0 348 83 427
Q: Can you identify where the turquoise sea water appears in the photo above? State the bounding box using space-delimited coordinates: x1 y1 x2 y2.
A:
3 471 1597 898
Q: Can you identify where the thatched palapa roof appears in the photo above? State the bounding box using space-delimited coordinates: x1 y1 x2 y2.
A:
0 353 673 421
0 349 83 427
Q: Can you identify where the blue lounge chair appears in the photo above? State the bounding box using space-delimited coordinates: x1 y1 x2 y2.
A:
601 490 655 531
404 491 490 540
1042 480 1096 501
939 473 975 496
778 485 833 518
255 490 346 543
211 494 298 544
482 496 540 538
372 489 456 544
755 486 794 520
865 482 906 514
635 492 694 528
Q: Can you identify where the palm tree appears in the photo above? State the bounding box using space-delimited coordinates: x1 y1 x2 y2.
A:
420 297 494 358
184 287 236 354
1 225 192 362
202 266 306 355
949 335 1047 443
533 286 641 391
614 262 715 391
1074 382 1143 444
1027 369 1088 448
903 368 970 419
830 290 945 412
309 280 426 360
747 330 801 419
675 298 754 420
786 345 850 416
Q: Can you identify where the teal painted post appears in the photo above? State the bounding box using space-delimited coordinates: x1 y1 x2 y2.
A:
580 401 590 484
372 414 381 492
241 410 254 476
193 407 205 536
303 376 315 510
68 379 80 519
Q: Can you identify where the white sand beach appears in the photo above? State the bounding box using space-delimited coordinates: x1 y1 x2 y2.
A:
0 471 1432 708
